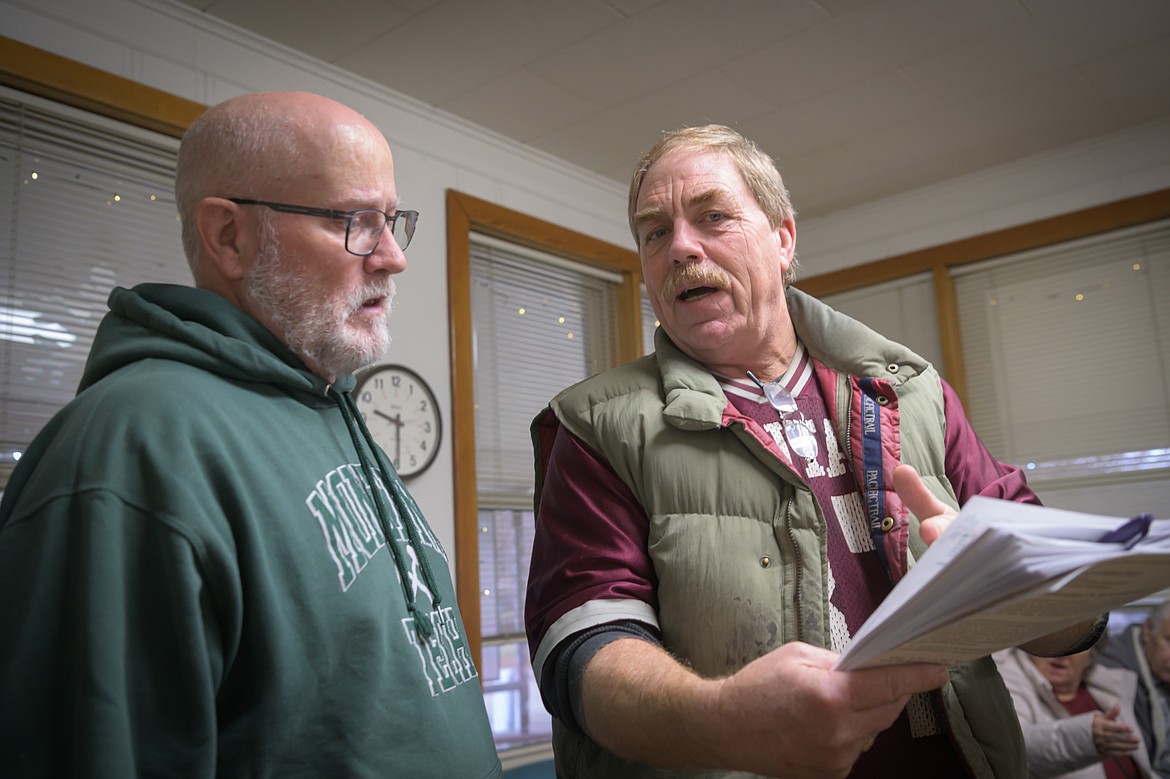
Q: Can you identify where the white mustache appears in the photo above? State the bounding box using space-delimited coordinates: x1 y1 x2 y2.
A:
349 279 396 312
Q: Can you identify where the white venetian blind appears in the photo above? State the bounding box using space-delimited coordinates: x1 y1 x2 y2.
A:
954 220 1170 514
0 89 185 488
469 235 622 501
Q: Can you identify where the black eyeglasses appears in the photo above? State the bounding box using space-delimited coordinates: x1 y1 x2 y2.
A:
229 198 419 256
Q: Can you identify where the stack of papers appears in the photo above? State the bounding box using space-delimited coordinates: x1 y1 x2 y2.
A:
834 496 1170 670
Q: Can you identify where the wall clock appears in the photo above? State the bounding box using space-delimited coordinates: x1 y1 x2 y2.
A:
354 364 442 479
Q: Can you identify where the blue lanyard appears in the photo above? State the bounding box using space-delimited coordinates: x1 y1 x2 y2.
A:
858 378 889 570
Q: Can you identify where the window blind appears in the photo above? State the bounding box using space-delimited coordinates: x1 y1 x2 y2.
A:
469 235 621 753
469 237 620 500
0 90 184 488
954 220 1170 513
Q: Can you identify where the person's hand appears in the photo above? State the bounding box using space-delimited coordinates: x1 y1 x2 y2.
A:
892 464 956 546
1091 703 1141 758
710 642 948 778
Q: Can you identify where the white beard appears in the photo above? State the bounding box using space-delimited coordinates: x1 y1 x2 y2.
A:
242 212 395 378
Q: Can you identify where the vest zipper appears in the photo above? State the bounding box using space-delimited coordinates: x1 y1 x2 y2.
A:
784 500 804 642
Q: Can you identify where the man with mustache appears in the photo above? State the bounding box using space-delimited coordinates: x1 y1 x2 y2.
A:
0 92 501 779
525 125 1104 778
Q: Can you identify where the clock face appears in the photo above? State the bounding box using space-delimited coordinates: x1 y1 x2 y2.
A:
354 364 442 479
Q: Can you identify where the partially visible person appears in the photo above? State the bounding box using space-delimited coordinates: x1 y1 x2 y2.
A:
0 92 501 778
1100 601 1170 777
995 646 1154 778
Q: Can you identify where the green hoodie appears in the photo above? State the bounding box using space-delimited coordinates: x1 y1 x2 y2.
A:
0 283 501 779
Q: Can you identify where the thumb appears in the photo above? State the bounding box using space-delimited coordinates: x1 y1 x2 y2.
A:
1105 703 1121 720
892 464 949 521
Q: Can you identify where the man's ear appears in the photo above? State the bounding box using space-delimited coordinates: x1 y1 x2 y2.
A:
775 215 796 272
194 197 250 281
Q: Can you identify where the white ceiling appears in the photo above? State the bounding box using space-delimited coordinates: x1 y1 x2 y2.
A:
174 0 1170 219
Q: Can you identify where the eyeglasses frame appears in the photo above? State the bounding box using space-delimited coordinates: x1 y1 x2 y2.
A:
228 197 418 256
746 370 820 461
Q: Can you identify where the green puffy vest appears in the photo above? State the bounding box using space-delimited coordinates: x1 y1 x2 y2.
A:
539 289 1025 779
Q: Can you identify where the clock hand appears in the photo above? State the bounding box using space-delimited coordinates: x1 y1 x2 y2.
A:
393 412 402 466
375 409 404 426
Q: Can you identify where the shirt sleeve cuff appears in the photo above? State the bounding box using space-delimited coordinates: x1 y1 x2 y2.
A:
538 620 661 736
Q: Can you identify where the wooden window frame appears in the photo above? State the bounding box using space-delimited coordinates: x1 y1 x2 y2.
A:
0 36 205 138
446 190 642 670
794 189 1170 406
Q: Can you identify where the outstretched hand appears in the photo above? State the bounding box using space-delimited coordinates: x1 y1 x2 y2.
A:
1092 703 1141 758
891 464 956 546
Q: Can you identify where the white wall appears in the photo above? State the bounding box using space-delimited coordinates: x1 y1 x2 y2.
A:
4 0 1170 563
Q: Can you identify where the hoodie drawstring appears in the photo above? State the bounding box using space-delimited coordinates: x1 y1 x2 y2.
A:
337 389 442 639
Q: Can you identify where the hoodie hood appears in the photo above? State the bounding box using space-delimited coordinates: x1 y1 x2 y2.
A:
80 283 355 398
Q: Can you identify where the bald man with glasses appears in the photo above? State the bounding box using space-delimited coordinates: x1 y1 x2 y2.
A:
0 91 501 779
